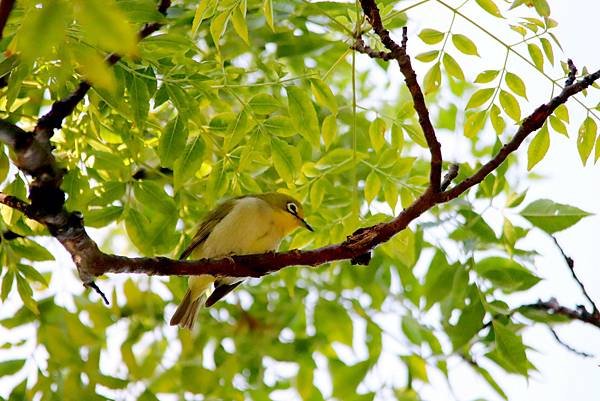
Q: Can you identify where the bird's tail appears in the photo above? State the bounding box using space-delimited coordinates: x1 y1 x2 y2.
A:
170 288 208 329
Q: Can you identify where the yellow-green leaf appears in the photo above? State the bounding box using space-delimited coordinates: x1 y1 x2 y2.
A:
418 29 444 45
310 79 337 114
423 62 441 94
443 53 465 81
475 0 503 17
74 0 138 57
210 11 230 51
540 38 554 64
415 50 439 62
271 137 301 183
231 7 249 45
159 115 189 168
527 43 544 70
549 115 567 136
263 0 274 31
322 114 337 150
490 104 506 135
577 117 597 165
369 118 386 152
505 72 527 99
466 88 494 110
192 0 216 35
532 0 550 16
286 86 320 147
499 90 521 122
527 124 550 170
452 34 479 56
364 171 381 204
474 70 499 83
464 111 487 138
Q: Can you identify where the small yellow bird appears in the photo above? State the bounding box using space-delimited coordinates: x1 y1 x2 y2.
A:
170 192 313 329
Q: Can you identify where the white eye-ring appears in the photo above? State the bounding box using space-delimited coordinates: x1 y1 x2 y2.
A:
287 202 298 214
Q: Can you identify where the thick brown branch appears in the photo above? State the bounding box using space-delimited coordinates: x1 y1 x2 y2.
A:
0 0 14 40
0 193 32 217
440 68 600 202
34 0 171 138
356 0 442 192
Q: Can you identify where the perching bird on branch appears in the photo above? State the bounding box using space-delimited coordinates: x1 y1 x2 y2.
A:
170 192 313 329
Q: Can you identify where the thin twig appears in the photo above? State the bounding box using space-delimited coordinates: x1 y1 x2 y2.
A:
440 163 459 191
552 236 599 314
549 327 593 358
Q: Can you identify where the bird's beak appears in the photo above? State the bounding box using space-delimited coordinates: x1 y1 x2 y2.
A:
298 217 314 232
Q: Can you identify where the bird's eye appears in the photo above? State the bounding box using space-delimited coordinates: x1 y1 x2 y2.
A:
287 202 298 214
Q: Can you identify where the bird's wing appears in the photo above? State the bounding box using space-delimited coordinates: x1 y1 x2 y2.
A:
179 199 238 260
204 280 243 307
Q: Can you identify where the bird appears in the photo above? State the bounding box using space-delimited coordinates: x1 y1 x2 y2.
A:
169 192 313 329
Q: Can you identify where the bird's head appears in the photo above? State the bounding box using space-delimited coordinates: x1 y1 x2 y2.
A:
259 192 313 232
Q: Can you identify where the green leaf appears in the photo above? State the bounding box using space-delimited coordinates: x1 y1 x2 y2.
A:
527 43 544 70
540 37 554 64
490 104 506 135
0 359 26 376
191 0 215 34
271 137 301 183
475 257 540 292
263 115 294 137
17 264 47 287
499 90 521 121
452 34 479 56
134 181 177 217
401 315 423 345
423 62 441 94
286 86 320 147
595 135 600 163
248 93 280 115
310 79 338 114
492 321 528 376
74 0 138 56
369 118 386 152
527 124 550 170
475 0 503 17
577 116 597 165
231 7 249 45
16 274 38 314
173 136 206 189
464 110 487 138
158 115 189 168
415 50 439 62
1 270 14 301
474 70 499 83
225 109 254 151
466 88 494 110
442 53 465 81
447 289 485 349
263 0 274 31
314 300 353 346
210 11 230 51
532 0 550 16
364 171 381 204
127 74 150 129
15 0 68 63
549 115 568 136
418 29 444 44
520 199 592 234
322 114 337 150
505 72 527 99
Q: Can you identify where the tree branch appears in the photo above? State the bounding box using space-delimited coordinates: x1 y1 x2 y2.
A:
0 0 14 40
356 1 442 192
519 298 600 329
440 67 600 202
549 327 593 358
0 0 598 307
552 236 599 315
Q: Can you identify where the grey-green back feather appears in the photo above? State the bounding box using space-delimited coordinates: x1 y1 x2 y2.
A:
179 199 237 260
